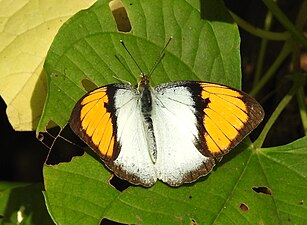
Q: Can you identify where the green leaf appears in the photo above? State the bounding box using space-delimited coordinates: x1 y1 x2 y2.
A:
44 137 307 224
37 0 240 132
104 137 307 224
44 155 118 224
0 182 53 225
39 0 262 224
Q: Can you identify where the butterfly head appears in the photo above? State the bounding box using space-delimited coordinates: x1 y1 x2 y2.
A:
137 73 151 92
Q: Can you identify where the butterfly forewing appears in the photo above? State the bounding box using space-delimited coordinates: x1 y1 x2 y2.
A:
199 82 264 156
70 86 120 160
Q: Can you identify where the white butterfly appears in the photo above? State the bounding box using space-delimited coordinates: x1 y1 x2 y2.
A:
70 40 264 187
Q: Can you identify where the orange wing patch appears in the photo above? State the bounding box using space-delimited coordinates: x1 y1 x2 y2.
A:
200 83 264 156
70 87 118 160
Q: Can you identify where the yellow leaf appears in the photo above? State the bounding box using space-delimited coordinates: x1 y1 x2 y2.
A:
0 0 96 131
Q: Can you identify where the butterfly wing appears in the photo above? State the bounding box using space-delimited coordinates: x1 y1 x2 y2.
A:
198 82 264 156
152 84 215 186
70 80 264 187
152 81 264 186
70 84 157 186
70 86 120 160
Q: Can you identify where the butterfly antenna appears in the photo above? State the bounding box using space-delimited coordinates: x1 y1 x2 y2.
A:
148 36 173 77
112 75 132 85
120 40 144 75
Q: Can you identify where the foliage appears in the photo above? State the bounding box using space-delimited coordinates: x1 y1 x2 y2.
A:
1 0 307 224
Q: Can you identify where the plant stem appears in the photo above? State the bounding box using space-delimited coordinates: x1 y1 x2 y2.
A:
293 0 307 136
262 0 307 49
296 85 307 135
249 42 292 97
254 10 273 86
254 74 304 148
229 11 290 41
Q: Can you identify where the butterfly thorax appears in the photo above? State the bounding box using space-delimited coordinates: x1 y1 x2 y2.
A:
137 74 157 163
137 73 151 92
138 74 153 115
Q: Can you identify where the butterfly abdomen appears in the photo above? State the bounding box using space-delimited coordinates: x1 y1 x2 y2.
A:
140 86 157 163
141 88 152 115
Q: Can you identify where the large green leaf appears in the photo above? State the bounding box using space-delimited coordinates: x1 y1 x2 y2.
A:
44 137 307 224
37 0 271 224
37 0 240 132
43 156 118 224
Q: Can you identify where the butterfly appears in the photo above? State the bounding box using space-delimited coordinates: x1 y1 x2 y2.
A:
70 40 264 187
